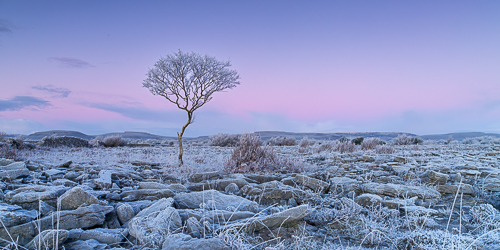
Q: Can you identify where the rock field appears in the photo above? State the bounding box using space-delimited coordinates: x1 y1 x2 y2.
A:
0 136 500 249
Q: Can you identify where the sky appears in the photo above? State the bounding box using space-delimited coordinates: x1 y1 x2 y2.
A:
0 1 499 137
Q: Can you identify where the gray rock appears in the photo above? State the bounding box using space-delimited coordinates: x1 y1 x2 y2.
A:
52 178 79 187
245 205 310 231
356 193 383 207
0 203 37 227
64 239 108 250
96 170 112 189
117 203 135 224
58 187 100 210
361 182 441 199
436 184 474 195
128 198 182 246
0 162 30 180
166 183 188 193
0 158 14 166
185 217 202 238
175 190 258 213
0 204 113 246
5 185 68 208
24 229 68 250
138 181 168 189
67 228 127 245
120 189 174 201
178 209 255 223
187 178 249 192
293 174 329 193
224 183 239 194
427 170 449 185
161 233 230 250
188 171 221 183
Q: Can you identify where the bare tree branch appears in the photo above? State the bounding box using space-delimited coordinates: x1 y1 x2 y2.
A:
143 50 240 165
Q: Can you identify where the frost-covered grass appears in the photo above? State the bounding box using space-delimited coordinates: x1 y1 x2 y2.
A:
12 137 500 249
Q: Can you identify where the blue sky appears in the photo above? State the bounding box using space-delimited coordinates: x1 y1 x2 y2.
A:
1 1 499 136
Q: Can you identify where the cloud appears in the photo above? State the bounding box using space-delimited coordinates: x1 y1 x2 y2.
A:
0 19 13 35
85 103 184 121
0 96 50 112
32 85 71 98
0 119 44 134
48 57 94 68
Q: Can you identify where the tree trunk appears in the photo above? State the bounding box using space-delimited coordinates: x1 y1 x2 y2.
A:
177 111 193 165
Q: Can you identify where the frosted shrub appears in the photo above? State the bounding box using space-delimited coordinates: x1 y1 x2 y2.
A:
298 137 315 148
392 134 423 145
375 145 395 154
102 135 128 147
267 136 296 146
224 133 302 173
40 136 89 148
361 138 381 150
313 141 335 153
334 141 357 154
0 132 5 142
298 137 315 153
208 133 240 147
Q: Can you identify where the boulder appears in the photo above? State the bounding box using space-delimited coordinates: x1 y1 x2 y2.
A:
116 203 135 224
95 170 112 189
64 239 108 250
427 171 449 185
436 184 474 195
245 205 310 231
58 187 99 210
5 185 68 209
0 203 37 227
293 174 329 193
24 229 68 250
0 162 30 180
120 189 174 201
161 233 230 250
187 178 249 192
67 228 127 245
356 193 383 207
175 190 258 213
188 171 221 183
138 182 168 189
361 182 441 199
185 217 202 238
128 198 182 246
0 204 113 246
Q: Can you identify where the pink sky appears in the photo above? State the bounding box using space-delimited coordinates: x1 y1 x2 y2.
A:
1 1 499 136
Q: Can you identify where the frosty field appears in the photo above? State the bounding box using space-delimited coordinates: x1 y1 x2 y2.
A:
0 134 500 249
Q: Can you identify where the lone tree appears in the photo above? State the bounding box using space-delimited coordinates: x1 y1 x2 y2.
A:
143 50 240 165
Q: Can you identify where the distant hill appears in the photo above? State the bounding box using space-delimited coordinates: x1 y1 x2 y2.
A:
420 132 500 141
253 131 415 141
10 130 500 142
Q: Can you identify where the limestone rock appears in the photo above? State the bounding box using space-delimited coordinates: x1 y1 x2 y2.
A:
175 190 258 213
0 203 37 227
356 193 383 207
25 229 69 250
67 228 127 245
0 162 30 180
128 198 182 246
427 170 449 185
5 185 68 209
161 233 230 250
361 182 441 199
245 205 309 231
293 174 329 193
116 203 135 224
58 187 99 210
95 170 112 189
120 189 174 201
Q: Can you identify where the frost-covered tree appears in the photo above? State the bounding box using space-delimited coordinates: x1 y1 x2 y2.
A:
143 50 240 165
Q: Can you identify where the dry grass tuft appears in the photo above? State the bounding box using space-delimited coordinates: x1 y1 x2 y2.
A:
224 133 303 174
